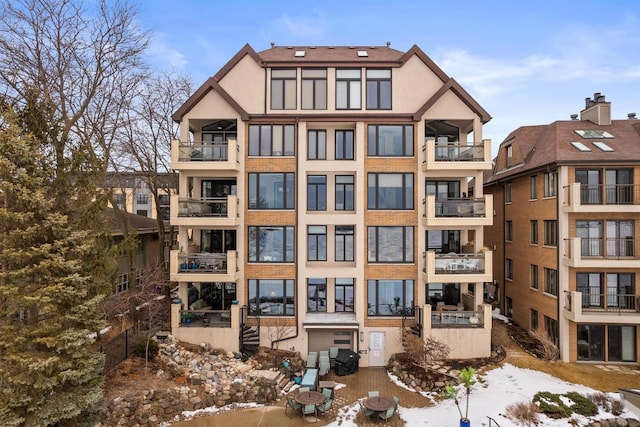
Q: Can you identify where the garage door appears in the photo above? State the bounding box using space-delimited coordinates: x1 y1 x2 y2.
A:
308 330 353 352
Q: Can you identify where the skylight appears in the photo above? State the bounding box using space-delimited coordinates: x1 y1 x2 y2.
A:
575 130 614 139
294 50 305 57
571 142 591 152
357 50 368 57
592 141 614 152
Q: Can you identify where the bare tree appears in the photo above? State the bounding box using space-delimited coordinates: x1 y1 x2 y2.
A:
261 317 295 350
403 334 451 373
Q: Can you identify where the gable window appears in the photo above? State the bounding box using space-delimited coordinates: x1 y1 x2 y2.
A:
335 175 354 211
530 220 538 244
335 225 355 261
248 226 294 262
544 268 558 296
307 130 326 160
366 69 391 109
544 220 557 246
530 175 537 199
506 144 513 166
307 225 327 261
530 264 538 289
307 278 327 312
367 279 413 316
301 69 327 110
336 69 361 110
544 172 557 197
271 69 296 110
368 125 414 156
335 130 354 160
249 124 295 156
249 279 294 316
248 173 294 209
335 278 354 312
506 220 513 242
368 173 413 209
307 175 327 211
368 226 413 263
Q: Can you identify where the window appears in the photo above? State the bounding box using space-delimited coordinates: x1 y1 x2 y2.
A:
577 324 636 362
366 69 391 109
335 225 355 261
307 278 327 312
113 193 125 209
307 225 327 261
544 172 557 197
335 175 354 211
576 220 602 256
335 130 354 160
115 273 129 294
336 69 361 109
530 175 537 199
544 220 557 246
248 124 295 156
271 69 296 110
506 259 513 280
248 279 294 316
544 316 558 345
367 279 413 316
368 125 414 156
530 264 538 289
530 220 538 244
136 209 148 217
307 130 326 160
544 268 558 296
301 69 327 110
368 173 414 209
136 194 149 204
248 173 295 209
368 226 414 263
307 175 327 211
248 226 294 262
505 182 512 203
335 278 354 312
506 221 513 242
530 309 538 331
506 144 513 166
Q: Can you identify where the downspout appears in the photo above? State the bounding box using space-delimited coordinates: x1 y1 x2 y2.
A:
501 181 507 315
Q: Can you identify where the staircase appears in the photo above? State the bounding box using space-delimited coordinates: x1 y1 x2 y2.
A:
239 306 260 361
402 306 423 338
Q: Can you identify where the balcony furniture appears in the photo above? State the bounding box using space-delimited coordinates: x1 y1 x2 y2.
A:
317 397 333 417
295 391 325 421
306 352 318 369
329 347 339 367
319 381 336 399
285 396 302 418
318 355 330 376
301 368 319 391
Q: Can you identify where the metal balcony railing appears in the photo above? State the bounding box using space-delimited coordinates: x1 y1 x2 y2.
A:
579 184 637 205
422 140 485 162
178 141 230 161
178 197 229 217
423 197 486 217
178 253 228 273
578 238 636 258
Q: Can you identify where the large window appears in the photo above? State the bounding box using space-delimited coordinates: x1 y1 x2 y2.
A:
271 69 296 110
248 173 294 209
530 220 538 244
335 225 355 261
249 279 294 316
335 130 354 160
248 226 294 262
307 130 326 160
544 220 557 246
368 226 413 263
530 264 538 289
307 225 327 261
576 220 634 257
367 125 414 156
249 124 295 156
335 175 354 211
577 272 635 308
307 175 327 211
335 278 354 312
368 173 414 209
336 69 361 109
301 69 327 110
366 69 391 109
307 278 327 312
544 172 557 197
577 324 636 362
367 279 413 316
544 267 558 296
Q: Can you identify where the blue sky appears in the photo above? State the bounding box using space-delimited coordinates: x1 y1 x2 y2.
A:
136 0 640 152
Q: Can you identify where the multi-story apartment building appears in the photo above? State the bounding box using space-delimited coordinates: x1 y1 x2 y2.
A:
169 43 494 365
485 94 640 364
105 172 173 221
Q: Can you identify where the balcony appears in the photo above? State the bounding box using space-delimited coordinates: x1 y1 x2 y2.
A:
422 194 493 227
563 238 640 268
171 139 239 171
562 183 640 213
170 195 239 227
170 249 238 282
421 139 492 172
563 291 640 324
422 250 492 283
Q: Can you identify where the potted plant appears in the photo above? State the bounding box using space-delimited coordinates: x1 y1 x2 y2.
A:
443 366 476 427
180 311 194 324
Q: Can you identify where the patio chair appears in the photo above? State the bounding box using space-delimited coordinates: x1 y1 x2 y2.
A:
301 403 317 420
285 396 302 418
329 346 338 367
317 398 333 417
299 387 310 393
393 396 400 408
368 390 379 398
359 400 375 418
321 388 333 400
319 350 329 358
318 355 330 376
378 405 396 424
306 353 317 369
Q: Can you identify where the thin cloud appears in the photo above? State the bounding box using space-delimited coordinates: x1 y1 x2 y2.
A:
273 12 327 38
147 32 188 70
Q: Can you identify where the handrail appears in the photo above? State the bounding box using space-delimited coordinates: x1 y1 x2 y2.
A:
486 415 501 426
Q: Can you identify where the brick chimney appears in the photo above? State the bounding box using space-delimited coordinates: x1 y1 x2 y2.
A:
580 92 611 125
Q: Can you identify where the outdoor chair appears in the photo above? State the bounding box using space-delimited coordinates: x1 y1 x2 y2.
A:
359 400 375 418
306 353 317 369
299 387 310 393
318 355 330 376
319 350 329 358
285 396 302 418
393 396 400 409
368 390 379 398
317 398 333 417
378 405 396 424
322 388 333 400
329 346 338 367
301 403 317 420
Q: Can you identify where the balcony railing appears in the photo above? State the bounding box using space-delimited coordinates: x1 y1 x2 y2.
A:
178 141 230 161
178 197 229 217
431 310 484 328
422 140 486 162
423 197 486 217
564 290 638 313
576 238 636 258
179 309 232 327
432 253 485 274
563 183 640 209
178 252 228 273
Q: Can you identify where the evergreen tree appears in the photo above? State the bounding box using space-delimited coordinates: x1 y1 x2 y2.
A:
0 103 110 425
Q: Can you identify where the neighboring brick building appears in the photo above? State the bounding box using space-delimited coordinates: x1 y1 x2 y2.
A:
169 43 494 364
485 94 640 364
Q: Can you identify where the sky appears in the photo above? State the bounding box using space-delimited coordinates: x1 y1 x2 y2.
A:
135 0 640 154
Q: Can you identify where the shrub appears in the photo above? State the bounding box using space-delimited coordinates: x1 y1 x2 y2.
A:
505 400 541 426
135 338 159 360
610 398 625 416
566 391 597 416
588 391 625 416
529 328 560 361
533 391 570 418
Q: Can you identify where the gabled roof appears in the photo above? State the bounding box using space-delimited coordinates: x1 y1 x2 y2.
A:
413 77 492 123
106 208 159 236
486 119 640 184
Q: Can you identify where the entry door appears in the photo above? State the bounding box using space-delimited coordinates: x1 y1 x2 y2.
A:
369 331 386 366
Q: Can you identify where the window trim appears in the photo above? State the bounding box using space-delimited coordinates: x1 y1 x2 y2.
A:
335 175 355 211
248 226 295 263
248 172 295 210
335 68 361 110
335 278 355 312
365 68 392 110
301 68 327 110
368 226 414 263
367 124 414 157
307 129 327 160
367 172 414 210
530 264 538 290
544 172 557 198
544 267 558 296
544 220 558 246
270 68 296 110
367 279 414 317
530 220 538 245
307 175 327 211
335 129 355 160
248 279 295 316
335 225 355 262
248 124 295 156
307 225 327 261
307 278 327 312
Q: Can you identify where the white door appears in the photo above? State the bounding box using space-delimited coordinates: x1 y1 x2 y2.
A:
369 331 386 366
